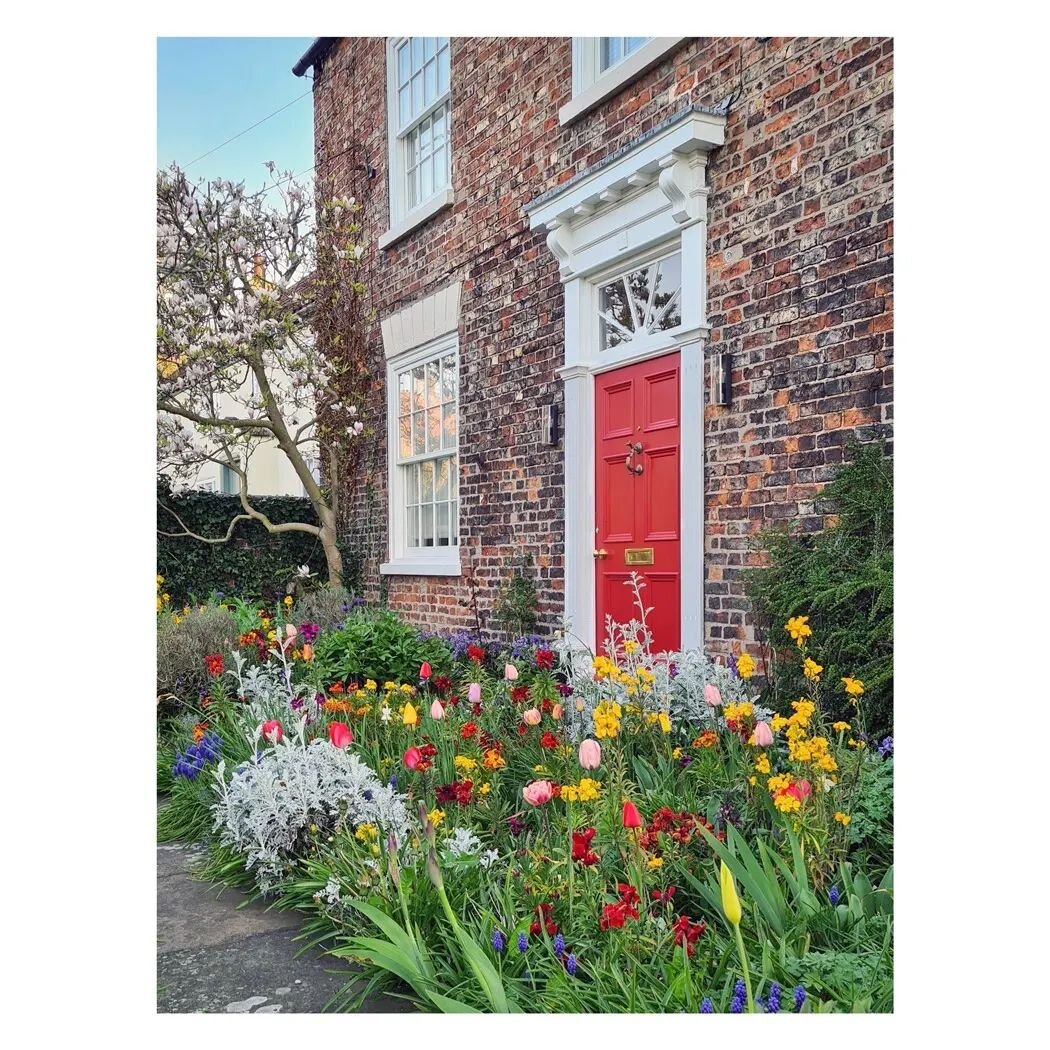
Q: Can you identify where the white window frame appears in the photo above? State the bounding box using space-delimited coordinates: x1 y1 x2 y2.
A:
381 332 461 576
380 37 455 249
561 37 689 126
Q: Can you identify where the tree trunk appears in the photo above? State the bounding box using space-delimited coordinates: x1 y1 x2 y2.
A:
318 509 343 589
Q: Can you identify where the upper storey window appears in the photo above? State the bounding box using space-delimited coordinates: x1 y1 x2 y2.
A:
382 37 453 247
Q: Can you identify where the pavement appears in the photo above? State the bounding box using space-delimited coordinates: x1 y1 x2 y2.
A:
157 838 414 1013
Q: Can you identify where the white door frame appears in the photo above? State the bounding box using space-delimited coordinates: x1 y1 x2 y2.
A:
525 107 725 652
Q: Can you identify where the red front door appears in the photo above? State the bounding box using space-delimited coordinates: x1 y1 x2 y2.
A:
595 352 681 652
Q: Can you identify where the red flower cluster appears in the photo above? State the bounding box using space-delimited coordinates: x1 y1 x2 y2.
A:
510 685 531 704
414 742 438 772
435 780 473 805
432 675 452 696
671 914 706 957
638 807 718 851
466 644 486 664
535 648 555 670
329 682 345 695
529 902 559 937
539 731 559 750
651 884 677 905
204 653 225 677
571 827 600 866
600 884 640 930
460 721 479 740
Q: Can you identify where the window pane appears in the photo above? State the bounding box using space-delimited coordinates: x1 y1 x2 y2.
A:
424 59 437 104
433 146 447 191
436 502 450 546
438 45 449 94
412 411 425 455
426 406 441 452
436 456 450 500
412 365 426 411
451 500 458 544
398 86 410 128
407 501 419 548
411 72 423 114
398 370 412 418
399 414 412 458
411 37 424 68
421 155 433 200
441 354 456 400
601 37 622 70
426 359 440 407
626 37 648 55
424 37 435 61
599 277 634 337
421 504 434 546
627 262 656 328
421 459 434 502
406 165 418 209
442 401 457 449
397 43 410 87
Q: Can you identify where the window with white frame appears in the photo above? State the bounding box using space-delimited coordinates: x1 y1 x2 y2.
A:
563 37 686 125
387 37 452 226
219 462 238 494
389 337 459 562
597 250 682 350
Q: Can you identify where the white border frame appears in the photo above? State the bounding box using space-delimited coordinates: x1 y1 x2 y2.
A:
526 108 725 650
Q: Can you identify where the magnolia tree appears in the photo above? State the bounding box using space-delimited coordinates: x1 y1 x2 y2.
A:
157 164 366 587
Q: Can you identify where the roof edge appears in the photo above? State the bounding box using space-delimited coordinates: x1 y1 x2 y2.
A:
292 38 338 78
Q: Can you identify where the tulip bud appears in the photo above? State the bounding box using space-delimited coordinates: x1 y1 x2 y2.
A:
504 663 519 681
387 835 401 888
523 707 542 726
403 746 422 771
578 738 602 770
260 719 283 744
468 682 482 703
430 700 445 720
551 703 563 720
328 722 353 748
301 643 314 662
622 800 643 828
752 721 774 747
703 683 722 707
426 847 444 889
420 661 432 680
402 702 418 727
720 860 742 926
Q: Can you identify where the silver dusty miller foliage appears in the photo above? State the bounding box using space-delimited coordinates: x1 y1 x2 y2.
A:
212 732 412 892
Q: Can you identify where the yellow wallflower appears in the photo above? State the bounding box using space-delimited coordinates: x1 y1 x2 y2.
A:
785 615 812 647
842 677 865 697
479 782 491 795
427 808 445 828
802 657 823 680
754 753 771 775
834 811 852 826
454 755 478 771
647 856 663 869
593 700 622 739
400 683 416 695
284 595 294 606
672 747 683 760
624 640 639 654
723 702 754 722
383 681 397 691
657 710 671 734
355 823 379 842
848 738 867 749
156 574 165 587
832 721 851 732
773 792 801 814
637 666 655 683
365 679 378 691
736 652 756 679
748 775 758 786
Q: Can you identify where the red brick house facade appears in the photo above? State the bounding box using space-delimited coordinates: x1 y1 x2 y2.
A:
295 36 893 660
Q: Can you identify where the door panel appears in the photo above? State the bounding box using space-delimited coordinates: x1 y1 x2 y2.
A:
595 352 681 653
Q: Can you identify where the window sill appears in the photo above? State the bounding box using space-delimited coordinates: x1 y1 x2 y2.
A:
560 38 689 126
378 189 455 249
380 553 462 577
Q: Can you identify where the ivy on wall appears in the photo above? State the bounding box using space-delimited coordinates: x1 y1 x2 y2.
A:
157 476 323 605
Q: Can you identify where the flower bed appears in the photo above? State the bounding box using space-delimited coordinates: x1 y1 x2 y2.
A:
156 579 893 1013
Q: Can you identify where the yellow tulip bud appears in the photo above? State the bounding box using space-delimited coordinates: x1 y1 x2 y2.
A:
720 860 742 926
402 702 418 727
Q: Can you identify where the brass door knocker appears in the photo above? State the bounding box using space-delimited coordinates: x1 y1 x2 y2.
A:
625 441 644 475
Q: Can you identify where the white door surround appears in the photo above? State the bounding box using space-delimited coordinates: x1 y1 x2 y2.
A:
525 106 726 652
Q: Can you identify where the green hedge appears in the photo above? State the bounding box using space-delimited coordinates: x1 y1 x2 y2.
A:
157 476 323 605
744 441 893 739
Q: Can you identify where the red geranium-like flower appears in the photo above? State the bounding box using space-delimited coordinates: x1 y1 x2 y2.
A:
466 643 486 665
651 885 678 905
461 721 479 740
204 653 225 677
436 780 474 806
600 897 639 931
535 648 555 670
671 914 706 956
510 685 531 704
529 902 559 937
617 883 640 908
571 828 600 866
329 682 345 695
433 675 452 695
540 731 559 750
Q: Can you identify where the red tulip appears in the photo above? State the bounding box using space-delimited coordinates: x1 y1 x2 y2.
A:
403 746 423 771
622 800 643 828
328 722 353 748
420 661 432 680
260 719 283 744
786 779 812 803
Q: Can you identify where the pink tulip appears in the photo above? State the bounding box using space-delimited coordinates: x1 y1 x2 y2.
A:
578 738 602 770
430 700 445 720
703 683 722 707
504 663 519 681
328 722 353 748
551 703 563 720
786 779 812 803
523 707 542 726
522 780 554 806
752 721 774 747
403 746 422 771
261 719 283 744
468 682 482 703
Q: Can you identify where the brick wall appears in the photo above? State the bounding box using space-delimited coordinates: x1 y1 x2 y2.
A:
310 36 893 656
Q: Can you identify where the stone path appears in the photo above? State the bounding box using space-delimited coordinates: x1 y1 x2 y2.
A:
157 840 412 1013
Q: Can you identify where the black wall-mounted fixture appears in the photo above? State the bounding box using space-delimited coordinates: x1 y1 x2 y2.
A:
542 403 560 446
713 352 732 407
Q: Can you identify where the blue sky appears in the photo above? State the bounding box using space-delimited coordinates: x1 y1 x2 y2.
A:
157 38 315 191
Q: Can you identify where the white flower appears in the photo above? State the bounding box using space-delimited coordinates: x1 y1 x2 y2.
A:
296 564 314 578
479 849 500 869
380 706 392 723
